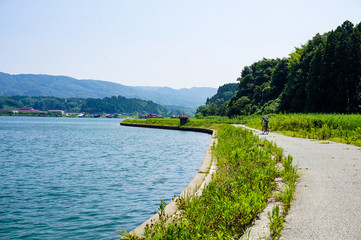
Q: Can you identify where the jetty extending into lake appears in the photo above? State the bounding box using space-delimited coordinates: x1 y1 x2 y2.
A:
120 121 213 134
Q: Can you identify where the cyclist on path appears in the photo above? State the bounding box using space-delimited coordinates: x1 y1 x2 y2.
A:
261 116 269 134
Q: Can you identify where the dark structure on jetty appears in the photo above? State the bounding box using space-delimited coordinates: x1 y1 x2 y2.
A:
179 114 188 126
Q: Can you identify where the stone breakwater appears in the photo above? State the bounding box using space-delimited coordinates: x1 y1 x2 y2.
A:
120 122 216 237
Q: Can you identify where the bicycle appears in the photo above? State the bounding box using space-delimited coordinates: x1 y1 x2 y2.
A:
262 124 269 135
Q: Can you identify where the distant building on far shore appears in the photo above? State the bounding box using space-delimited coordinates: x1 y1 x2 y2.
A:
139 113 164 119
18 107 47 114
48 110 64 115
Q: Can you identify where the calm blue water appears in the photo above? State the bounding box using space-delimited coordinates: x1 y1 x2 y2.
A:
0 116 211 239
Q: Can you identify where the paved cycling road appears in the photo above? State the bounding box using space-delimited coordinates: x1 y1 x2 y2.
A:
235 125 361 240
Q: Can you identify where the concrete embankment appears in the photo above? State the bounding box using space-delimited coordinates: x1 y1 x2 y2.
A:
120 122 217 237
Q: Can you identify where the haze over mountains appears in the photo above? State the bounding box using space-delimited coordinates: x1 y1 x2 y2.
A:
0 72 217 111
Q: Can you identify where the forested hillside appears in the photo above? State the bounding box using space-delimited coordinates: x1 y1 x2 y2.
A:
197 83 238 116
206 83 238 107
197 20 361 117
0 72 216 110
0 96 170 115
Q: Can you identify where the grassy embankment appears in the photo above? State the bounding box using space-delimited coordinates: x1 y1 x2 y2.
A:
120 118 298 239
239 113 361 147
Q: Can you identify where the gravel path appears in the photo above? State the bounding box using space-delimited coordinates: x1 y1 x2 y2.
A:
235 125 361 239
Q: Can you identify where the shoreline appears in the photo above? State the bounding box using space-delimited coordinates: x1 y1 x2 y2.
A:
120 122 216 237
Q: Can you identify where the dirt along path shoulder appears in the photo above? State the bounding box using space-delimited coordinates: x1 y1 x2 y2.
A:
234 125 361 240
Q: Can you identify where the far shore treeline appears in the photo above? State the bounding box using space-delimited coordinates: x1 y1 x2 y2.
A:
0 95 172 116
197 20 361 117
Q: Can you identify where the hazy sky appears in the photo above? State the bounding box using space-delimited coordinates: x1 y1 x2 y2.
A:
1 0 360 89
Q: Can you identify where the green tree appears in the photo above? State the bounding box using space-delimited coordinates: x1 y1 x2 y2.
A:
349 22 361 112
228 58 280 116
270 58 289 99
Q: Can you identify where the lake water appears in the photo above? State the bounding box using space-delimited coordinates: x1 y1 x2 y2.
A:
0 117 211 239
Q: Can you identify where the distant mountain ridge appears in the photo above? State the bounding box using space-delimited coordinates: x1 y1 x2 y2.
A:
0 72 216 110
